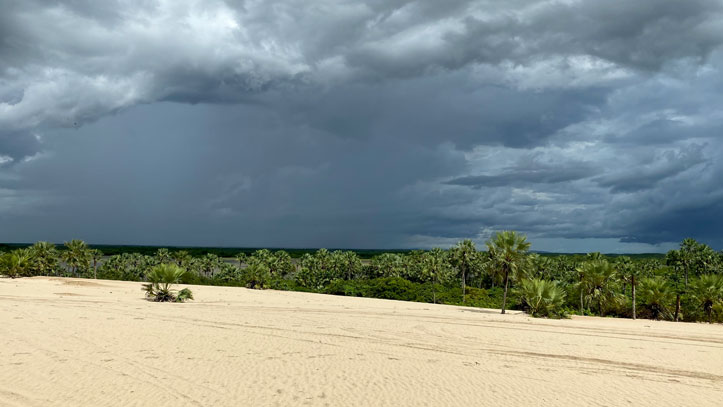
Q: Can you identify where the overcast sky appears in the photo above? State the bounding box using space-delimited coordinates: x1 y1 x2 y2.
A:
2 0 723 252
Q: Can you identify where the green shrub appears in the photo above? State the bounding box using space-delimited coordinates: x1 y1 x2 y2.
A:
0 250 31 278
690 274 723 323
240 263 272 289
517 278 567 318
637 277 674 320
142 264 194 303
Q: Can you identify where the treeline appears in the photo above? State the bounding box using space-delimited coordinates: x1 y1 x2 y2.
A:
2 234 722 323
0 243 413 259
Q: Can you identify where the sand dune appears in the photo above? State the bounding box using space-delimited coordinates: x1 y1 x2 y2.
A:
1 277 722 406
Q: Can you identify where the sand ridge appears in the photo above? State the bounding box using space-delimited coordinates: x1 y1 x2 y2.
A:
1 277 722 406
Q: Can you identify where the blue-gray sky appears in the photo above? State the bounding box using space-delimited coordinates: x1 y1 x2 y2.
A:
2 0 723 252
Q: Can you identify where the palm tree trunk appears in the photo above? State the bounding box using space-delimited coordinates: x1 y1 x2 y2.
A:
631 276 636 320
674 294 681 322
462 267 466 304
684 265 689 288
580 288 584 315
501 270 509 314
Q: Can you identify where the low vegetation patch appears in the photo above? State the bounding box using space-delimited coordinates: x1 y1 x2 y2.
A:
142 264 194 303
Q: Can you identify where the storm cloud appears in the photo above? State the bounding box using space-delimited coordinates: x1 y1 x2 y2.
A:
2 0 723 251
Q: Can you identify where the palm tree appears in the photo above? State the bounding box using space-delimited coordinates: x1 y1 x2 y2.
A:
331 250 362 281
28 241 59 276
296 249 337 289
637 277 674 320
90 249 103 279
523 254 553 281
272 250 296 278
451 239 479 303
0 249 31 278
62 239 91 277
198 253 222 278
173 250 192 268
667 239 717 288
616 256 639 319
575 262 586 315
370 253 405 278
241 263 271 289
518 278 566 318
486 231 531 314
155 248 172 264
143 264 193 302
578 259 619 317
586 252 605 261
420 248 454 304
690 274 723 323
251 249 295 278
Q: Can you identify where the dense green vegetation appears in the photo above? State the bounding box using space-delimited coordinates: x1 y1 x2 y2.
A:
2 234 722 322
0 243 416 259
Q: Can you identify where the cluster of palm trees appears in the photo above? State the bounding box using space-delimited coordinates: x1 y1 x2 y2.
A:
2 233 722 322
0 240 101 278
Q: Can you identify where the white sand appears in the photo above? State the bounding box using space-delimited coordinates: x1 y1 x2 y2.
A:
1 277 722 406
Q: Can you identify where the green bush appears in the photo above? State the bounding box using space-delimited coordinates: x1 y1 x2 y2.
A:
690 274 723 323
240 264 272 289
0 250 31 278
637 277 675 320
517 278 567 318
142 264 194 303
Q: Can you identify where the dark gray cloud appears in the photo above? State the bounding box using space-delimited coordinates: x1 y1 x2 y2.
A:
446 157 595 188
594 144 707 193
2 0 723 251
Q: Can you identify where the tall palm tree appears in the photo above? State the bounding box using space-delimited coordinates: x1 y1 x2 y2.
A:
451 239 479 303
578 259 619 316
421 248 453 304
199 253 222 278
62 240 91 277
272 250 296 278
91 249 104 279
28 241 59 276
370 253 405 279
486 231 531 314
331 250 362 281
616 256 638 319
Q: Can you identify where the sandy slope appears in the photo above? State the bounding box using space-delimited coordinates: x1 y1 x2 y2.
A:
1 277 722 407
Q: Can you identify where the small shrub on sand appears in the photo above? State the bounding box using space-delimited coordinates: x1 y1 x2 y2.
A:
143 264 194 302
